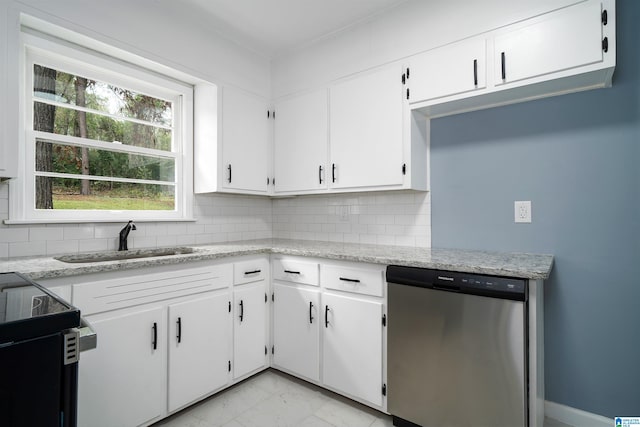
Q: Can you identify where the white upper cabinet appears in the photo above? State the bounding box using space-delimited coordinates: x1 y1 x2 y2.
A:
494 1 605 85
409 37 487 103
221 87 270 194
329 64 406 190
411 0 615 118
273 89 328 194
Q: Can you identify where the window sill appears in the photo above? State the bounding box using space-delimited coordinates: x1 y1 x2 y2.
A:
3 218 197 225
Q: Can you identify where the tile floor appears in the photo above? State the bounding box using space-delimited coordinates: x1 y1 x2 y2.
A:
153 369 573 427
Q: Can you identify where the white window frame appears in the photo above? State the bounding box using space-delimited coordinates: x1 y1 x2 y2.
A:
9 30 194 223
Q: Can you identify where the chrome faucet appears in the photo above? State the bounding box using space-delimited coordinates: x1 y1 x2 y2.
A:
118 220 136 251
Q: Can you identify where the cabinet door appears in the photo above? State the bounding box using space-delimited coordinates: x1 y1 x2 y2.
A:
78 306 165 427
222 87 269 193
410 38 486 103
233 281 267 378
322 293 383 406
494 1 604 85
274 89 328 193
168 292 231 412
329 65 404 189
273 283 320 381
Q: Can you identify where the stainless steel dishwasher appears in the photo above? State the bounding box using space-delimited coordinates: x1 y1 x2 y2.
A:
386 266 528 427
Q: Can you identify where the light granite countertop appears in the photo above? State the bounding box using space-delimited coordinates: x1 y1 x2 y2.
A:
0 239 554 281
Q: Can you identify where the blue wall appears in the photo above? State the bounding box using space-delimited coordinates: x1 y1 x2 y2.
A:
430 0 640 418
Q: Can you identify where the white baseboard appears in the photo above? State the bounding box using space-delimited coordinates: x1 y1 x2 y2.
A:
545 400 612 427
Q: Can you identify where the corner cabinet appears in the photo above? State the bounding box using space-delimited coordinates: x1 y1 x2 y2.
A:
271 256 387 411
273 89 328 194
410 0 615 118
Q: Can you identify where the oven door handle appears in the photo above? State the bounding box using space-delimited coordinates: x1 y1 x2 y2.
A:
77 317 97 352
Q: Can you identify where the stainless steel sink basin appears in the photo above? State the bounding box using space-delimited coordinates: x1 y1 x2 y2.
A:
55 247 196 263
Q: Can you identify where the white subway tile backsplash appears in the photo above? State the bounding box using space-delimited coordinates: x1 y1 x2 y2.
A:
46 240 79 256
10 241 47 257
0 181 428 258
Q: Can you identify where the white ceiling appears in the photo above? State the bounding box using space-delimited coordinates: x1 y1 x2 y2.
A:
174 0 410 58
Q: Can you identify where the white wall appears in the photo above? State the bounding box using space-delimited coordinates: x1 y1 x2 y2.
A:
271 0 579 97
9 0 271 95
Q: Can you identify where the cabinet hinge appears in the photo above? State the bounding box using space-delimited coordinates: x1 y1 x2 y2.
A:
228 301 231 313
406 68 409 79
602 9 608 25
602 37 609 53
402 164 406 175
272 345 274 355
273 111 276 119
401 73 406 85
382 384 387 396
228 360 231 372
382 314 387 327
406 88 410 100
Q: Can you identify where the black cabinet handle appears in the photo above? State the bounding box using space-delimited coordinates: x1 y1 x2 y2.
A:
239 300 244 322
176 317 182 343
473 59 478 86
332 163 336 183
319 165 323 184
309 301 314 324
227 164 232 183
501 52 506 80
325 305 330 328
284 270 300 275
339 277 361 283
244 269 261 275
602 37 609 53
152 322 158 350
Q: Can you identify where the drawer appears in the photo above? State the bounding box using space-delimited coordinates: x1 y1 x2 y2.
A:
322 263 385 297
272 257 319 286
234 258 269 285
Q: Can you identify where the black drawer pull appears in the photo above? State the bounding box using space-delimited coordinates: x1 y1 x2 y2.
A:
176 317 182 343
332 163 336 183
319 165 323 184
325 305 330 328
473 59 478 86
339 277 361 283
501 52 506 80
244 270 261 275
152 322 158 350
284 270 300 275
239 300 244 322
309 301 314 324
227 164 232 183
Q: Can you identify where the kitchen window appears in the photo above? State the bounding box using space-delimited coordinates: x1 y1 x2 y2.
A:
9 31 194 223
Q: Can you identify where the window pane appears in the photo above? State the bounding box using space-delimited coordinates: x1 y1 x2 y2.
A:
36 140 175 182
36 178 175 211
33 102 172 151
33 65 172 127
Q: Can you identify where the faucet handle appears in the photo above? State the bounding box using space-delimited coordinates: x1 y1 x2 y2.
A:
129 220 137 231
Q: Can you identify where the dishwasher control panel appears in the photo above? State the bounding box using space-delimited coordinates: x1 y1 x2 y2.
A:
387 266 527 301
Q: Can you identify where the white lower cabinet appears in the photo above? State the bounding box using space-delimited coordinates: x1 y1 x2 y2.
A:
233 281 268 379
272 282 320 381
271 256 387 410
322 292 384 407
168 292 231 412
78 305 166 427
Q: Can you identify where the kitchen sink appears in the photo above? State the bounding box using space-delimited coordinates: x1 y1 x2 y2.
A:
54 247 196 263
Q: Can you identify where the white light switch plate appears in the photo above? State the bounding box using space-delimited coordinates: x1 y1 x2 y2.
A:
515 201 532 223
